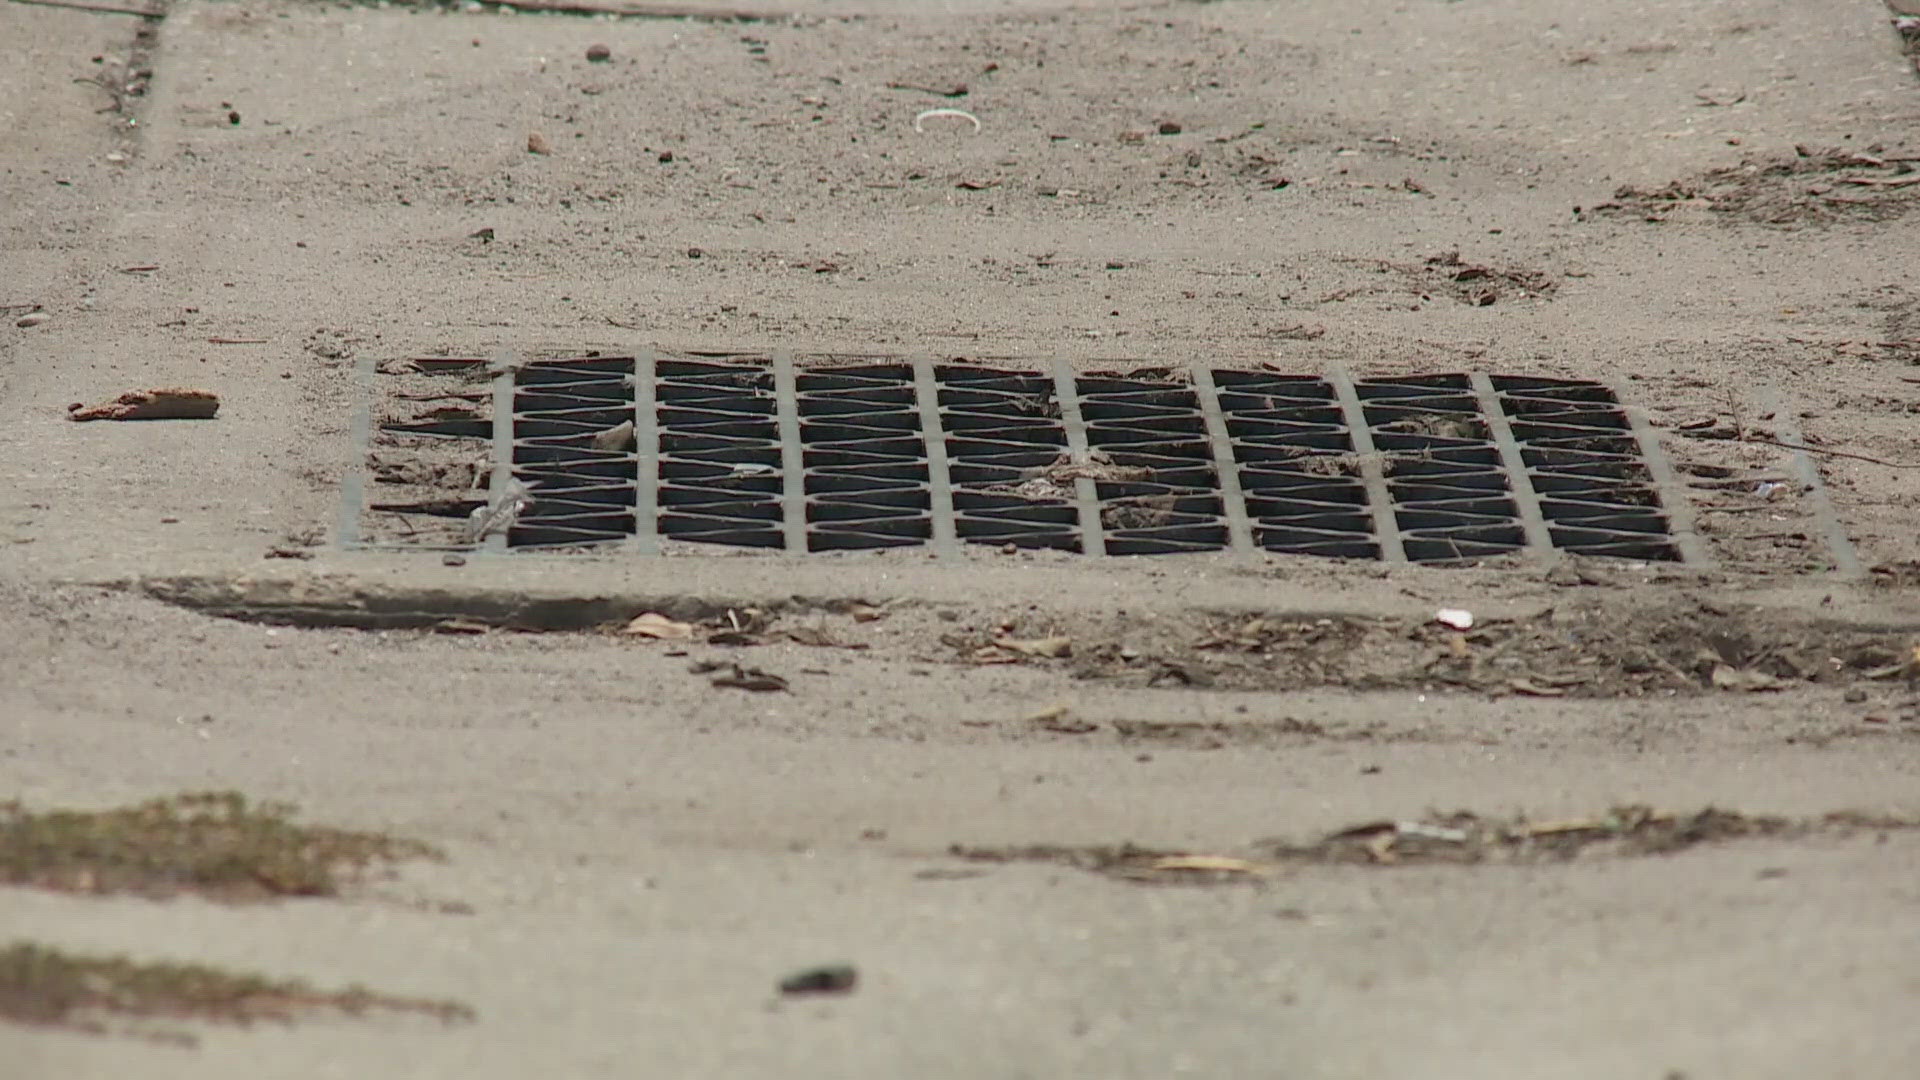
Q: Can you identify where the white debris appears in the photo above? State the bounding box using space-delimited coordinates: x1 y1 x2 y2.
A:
1434 608 1474 631
466 478 534 542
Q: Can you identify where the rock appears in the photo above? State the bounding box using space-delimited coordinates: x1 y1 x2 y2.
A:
527 131 553 155
15 312 49 328
779 965 857 996
1157 120 1182 135
586 43 611 62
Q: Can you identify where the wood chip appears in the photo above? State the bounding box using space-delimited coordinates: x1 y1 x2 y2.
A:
1149 855 1272 877
622 612 694 640
991 635 1072 658
590 419 636 452
67 388 220 421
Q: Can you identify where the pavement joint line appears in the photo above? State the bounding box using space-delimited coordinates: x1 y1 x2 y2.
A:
1761 386 1864 578
1617 384 1711 567
336 345 378 551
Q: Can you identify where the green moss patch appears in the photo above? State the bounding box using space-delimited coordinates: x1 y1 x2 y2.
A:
0 942 472 1042
0 792 437 900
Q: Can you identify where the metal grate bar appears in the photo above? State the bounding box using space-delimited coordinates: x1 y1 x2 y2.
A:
1470 371 1554 558
1189 366 1256 554
772 350 807 555
1327 367 1408 563
485 354 518 554
912 356 961 558
1050 357 1106 557
628 348 660 555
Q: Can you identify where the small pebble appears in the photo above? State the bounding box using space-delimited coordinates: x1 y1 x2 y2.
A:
443 553 467 567
16 312 50 328
228 110 241 125
779 965 857 996
586 43 611 62
1157 120 1182 135
685 246 704 259
527 131 553 155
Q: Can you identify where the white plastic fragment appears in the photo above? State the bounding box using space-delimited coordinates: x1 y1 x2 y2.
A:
466 478 535 542
1434 608 1474 631
913 108 981 133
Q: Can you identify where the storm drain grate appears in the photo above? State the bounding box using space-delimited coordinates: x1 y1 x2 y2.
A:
389 353 1705 564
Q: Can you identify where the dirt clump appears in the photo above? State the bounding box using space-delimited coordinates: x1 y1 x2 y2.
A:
1595 143 1920 225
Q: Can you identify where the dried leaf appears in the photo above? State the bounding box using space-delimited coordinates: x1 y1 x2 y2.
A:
1149 855 1272 878
992 635 1073 659
710 665 789 692
1710 664 1783 692
623 612 694 640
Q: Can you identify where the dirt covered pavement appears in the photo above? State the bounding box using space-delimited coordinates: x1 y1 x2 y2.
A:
2 0 1919 1076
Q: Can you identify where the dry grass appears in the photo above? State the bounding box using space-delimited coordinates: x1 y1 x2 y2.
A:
0 942 472 1043
0 791 437 900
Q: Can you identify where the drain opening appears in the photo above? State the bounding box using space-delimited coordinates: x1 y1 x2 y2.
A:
368 353 1701 565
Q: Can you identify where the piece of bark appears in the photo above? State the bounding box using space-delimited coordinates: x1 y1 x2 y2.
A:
67 388 220 421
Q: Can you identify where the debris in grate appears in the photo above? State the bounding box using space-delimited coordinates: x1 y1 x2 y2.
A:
946 807 1920 885
355 352 1720 565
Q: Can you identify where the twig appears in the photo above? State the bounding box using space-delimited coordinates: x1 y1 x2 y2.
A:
207 337 267 345
1840 175 1920 188
602 314 644 330
459 0 786 19
11 0 162 15
72 76 124 113
887 81 968 98
1740 435 1920 469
